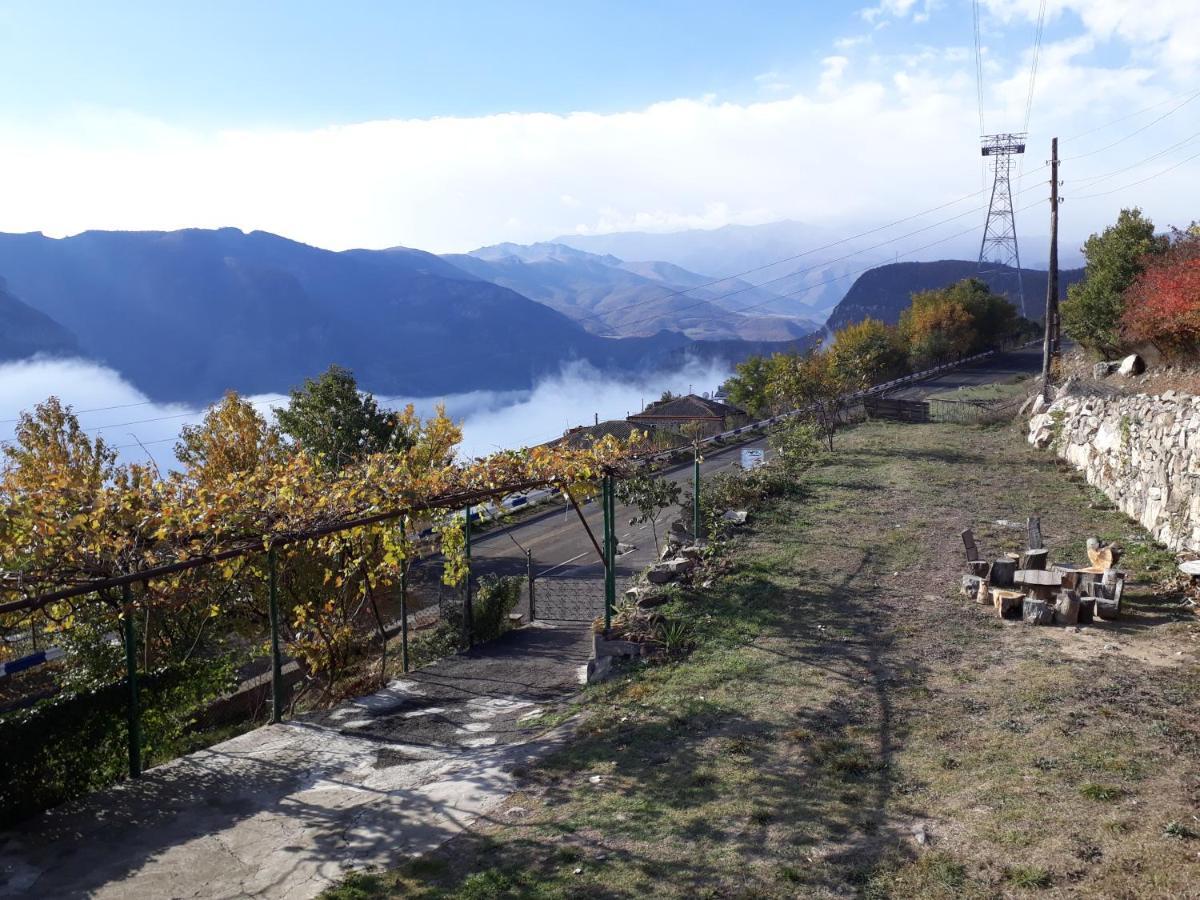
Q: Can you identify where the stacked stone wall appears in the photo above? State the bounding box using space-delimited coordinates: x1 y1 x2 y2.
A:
1029 388 1200 552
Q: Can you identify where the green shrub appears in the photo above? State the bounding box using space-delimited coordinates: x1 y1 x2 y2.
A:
0 657 235 828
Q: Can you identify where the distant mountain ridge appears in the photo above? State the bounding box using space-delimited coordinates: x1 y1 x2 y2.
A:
0 279 79 361
445 241 818 342
0 229 808 404
826 260 1086 331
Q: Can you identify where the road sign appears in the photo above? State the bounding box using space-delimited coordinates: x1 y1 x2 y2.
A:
741 448 764 470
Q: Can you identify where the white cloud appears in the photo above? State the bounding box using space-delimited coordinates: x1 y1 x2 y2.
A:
860 0 937 24
0 6 1194 257
0 357 732 467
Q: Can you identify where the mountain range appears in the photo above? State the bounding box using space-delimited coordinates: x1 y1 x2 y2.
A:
0 229 815 404
0 221 1087 408
444 242 818 341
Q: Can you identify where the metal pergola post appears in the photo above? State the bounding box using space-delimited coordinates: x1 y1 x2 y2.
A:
121 583 141 779
267 545 284 724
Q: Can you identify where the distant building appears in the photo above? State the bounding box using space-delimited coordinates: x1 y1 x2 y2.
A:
626 394 747 439
546 419 639 450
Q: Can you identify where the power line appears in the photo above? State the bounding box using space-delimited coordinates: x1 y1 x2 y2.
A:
1070 130 1200 186
1021 0 1048 136
1064 89 1200 161
1064 87 1200 142
972 0 986 136
1070 147 1200 200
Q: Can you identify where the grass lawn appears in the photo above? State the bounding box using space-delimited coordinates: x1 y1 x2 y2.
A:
927 374 1034 403
327 420 1200 899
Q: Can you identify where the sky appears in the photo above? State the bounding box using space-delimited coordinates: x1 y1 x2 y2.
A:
0 0 1196 255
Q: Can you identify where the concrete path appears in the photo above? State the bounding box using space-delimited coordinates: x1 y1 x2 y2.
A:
0 622 592 900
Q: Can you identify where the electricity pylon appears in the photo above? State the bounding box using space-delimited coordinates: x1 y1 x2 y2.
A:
978 132 1027 317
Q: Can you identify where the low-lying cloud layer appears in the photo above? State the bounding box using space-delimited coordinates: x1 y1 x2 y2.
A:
0 356 732 469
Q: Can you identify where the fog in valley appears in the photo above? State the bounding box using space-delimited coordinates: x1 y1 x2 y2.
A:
0 356 732 468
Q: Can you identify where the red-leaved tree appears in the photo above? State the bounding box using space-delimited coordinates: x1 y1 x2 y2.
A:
1121 229 1200 361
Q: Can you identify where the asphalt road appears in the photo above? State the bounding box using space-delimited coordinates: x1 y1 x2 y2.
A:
470 435 768 590
884 343 1043 400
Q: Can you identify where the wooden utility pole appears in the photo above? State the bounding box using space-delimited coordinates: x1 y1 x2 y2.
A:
1041 136 1059 402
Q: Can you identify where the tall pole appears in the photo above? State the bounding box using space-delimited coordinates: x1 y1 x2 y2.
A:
693 444 701 539
267 545 284 724
526 548 536 623
122 584 141 779
1041 137 1059 402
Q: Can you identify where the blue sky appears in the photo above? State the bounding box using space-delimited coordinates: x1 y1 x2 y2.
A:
1 1 1095 125
0 1 1195 252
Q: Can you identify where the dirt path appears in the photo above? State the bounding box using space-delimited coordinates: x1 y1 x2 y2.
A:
336 420 1200 898
0 622 592 899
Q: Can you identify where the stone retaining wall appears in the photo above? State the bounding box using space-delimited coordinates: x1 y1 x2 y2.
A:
1029 387 1200 552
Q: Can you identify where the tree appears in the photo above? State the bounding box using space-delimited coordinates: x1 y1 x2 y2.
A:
899 290 976 369
724 355 773 417
1120 228 1200 361
768 419 822 477
275 365 410 468
767 352 847 450
1060 208 1168 358
176 391 283 479
827 318 908 389
615 469 682 555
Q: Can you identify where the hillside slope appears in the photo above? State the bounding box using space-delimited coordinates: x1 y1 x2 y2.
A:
445 243 817 341
826 259 1085 331
0 280 79 361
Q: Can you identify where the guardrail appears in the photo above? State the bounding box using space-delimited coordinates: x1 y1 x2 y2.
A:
642 343 1030 465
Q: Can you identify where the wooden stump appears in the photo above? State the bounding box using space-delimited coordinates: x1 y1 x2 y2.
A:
1023 597 1053 625
991 558 1017 588
1051 563 1087 591
1054 590 1080 626
992 589 1025 620
1095 572 1125 620
1078 597 1096 624
1021 548 1049 570
969 560 991 578
976 578 991 605
1027 516 1044 551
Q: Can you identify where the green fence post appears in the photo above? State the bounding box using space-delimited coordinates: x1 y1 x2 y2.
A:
526 549 536 623
121 584 141 779
463 506 473 649
267 545 284 724
400 564 410 674
603 475 614 633
693 444 702 539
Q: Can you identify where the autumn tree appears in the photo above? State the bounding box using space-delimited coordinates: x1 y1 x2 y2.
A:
1061 208 1169 358
767 351 847 450
615 468 682 555
900 288 977 369
827 318 908 389
275 365 411 468
1120 228 1200 361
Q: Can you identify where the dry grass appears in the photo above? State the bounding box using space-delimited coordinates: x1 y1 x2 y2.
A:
327 420 1200 900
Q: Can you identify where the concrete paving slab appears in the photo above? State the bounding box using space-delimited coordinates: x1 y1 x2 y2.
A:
0 622 592 900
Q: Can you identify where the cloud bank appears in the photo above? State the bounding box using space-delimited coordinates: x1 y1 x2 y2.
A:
0 357 732 468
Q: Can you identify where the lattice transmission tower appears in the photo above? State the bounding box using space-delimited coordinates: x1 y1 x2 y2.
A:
977 132 1027 317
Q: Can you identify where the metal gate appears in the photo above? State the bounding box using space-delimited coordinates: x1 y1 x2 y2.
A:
864 396 930 422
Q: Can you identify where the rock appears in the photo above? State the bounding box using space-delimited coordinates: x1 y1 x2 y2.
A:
961 574 983 597
722 510 748 525
647 567 675 585
588 775 602 784
616 542 636 555
664 557 696 575
911 823 929 846
1093 361 1120 379
1179 560 1200 579
506 807 527 818
679 544 705 561
1023 597 1053 625
1117 354 1145 377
